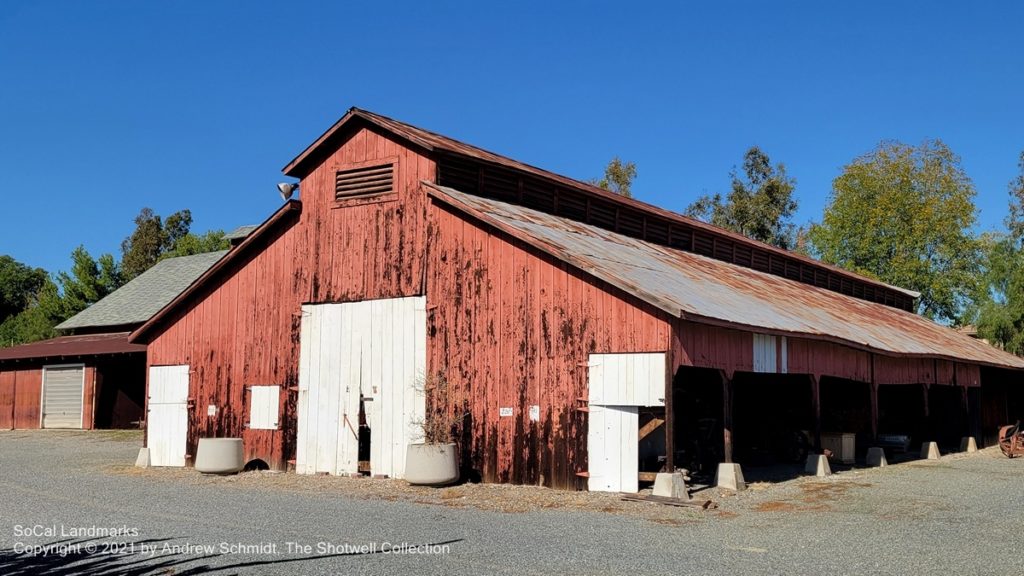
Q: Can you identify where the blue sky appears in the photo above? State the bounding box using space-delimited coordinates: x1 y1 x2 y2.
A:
2 1 1022 276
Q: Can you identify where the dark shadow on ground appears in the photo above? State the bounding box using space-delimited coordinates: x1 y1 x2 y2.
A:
0 536 463 575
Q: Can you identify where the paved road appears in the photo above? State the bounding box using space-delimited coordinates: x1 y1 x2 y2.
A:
1 431 1022 575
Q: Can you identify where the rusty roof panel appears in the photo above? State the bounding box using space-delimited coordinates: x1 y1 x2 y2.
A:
428 183 1024 370
0 333 145 363
283 107 917 300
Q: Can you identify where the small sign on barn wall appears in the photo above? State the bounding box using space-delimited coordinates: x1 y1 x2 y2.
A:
499 407 513 417
207 405 217 417
529 405 540 422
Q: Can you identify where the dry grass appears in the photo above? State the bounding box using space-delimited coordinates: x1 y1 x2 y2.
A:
105 465 707 524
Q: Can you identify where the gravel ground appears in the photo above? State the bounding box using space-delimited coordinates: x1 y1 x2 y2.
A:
1 430 1022 575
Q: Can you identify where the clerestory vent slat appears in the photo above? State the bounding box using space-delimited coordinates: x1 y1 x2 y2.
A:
336 163 394 200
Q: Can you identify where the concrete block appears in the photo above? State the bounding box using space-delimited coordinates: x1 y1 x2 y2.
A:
920 441 941 460
866 447 888 467
715 463 746 491
960 436 978 453
134 447 150 468
652 471 690 500
804 454 831 477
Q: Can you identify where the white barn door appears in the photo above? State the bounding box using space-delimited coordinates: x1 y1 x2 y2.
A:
587 353 666 493
41 364 85 429
147 365 189 467
297 296 426 478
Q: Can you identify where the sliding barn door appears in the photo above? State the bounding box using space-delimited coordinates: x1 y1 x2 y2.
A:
296 296 426 478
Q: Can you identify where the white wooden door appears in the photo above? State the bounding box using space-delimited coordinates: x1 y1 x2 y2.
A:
297 296 426 478
586 352 666 493
41 364 85 429
587 405 639 493
148 365 189 467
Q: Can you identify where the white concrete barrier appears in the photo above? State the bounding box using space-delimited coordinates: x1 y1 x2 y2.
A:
866 447 887 467
652 471 690 500
960 436 978 453
804 454 831 477
920 441 940 460
715 463 746 491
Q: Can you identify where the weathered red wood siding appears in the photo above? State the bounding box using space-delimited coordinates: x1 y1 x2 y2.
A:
0 367 42 429
144 126 434 468
674 321 984 387
426 200 673 489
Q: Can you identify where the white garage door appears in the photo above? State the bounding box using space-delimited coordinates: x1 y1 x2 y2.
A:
42 364 85 429
296 296 426 479
148 365 189 467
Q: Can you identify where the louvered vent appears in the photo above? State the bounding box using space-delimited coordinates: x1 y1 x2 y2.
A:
335 163 394 200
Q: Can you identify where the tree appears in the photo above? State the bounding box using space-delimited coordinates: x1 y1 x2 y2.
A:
160 230 229 260
57 247 122 319
975 151 1024 352
120 208 198 280
686 146 798 249
592 157 637 198
807 139 981 324
0 256 47 324
0 277 63 346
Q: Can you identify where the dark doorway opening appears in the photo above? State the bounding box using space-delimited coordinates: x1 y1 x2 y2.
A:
928 385 965 451
93 355 146 429
672 367 722 483
878 384 926 453
733 373 813 482
820 376 872 462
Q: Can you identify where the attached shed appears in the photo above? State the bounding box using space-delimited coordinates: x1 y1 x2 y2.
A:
0 251 227 430
128 108 1024 489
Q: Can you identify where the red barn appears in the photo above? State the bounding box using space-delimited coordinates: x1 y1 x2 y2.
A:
129 108 1024 490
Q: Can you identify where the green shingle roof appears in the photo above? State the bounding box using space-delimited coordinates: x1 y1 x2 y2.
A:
56 251 228 331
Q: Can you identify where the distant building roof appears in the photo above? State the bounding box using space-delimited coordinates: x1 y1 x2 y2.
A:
56 251 228 331
0 332 144 362
224 225 258 244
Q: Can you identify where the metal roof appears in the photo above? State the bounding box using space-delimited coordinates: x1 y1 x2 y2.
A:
0 332 145 362
284 107 918 300
56 251 228 331
427 183 1024 370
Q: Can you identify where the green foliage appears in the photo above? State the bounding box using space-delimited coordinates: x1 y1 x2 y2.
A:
592 157 637 198
120 208 195 281
57 246 122 319
0 278 63 346
975 152 1024 353
160 230 229 260
686 147 798 249
1 206 227 348
807 139 981 324
0 255 47 324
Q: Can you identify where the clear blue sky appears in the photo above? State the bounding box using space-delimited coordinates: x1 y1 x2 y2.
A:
2 1 1022 276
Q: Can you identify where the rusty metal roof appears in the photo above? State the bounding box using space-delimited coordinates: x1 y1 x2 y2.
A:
0 333 145 363
283 107 917 300
427 183 1024 370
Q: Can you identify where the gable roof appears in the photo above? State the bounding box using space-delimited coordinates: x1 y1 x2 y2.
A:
0 332 144 363
283 107 918 302
426 182 1024 370
55 251 228 331
129 200 302 344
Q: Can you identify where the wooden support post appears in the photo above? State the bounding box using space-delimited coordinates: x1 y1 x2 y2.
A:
923 383 932 441
721 370 733 464
664 351 675 472
870 354 878 443
810 374 822 453
870 382 879 443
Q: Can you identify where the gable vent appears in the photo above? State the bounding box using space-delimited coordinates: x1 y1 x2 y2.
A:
335 163 394 200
